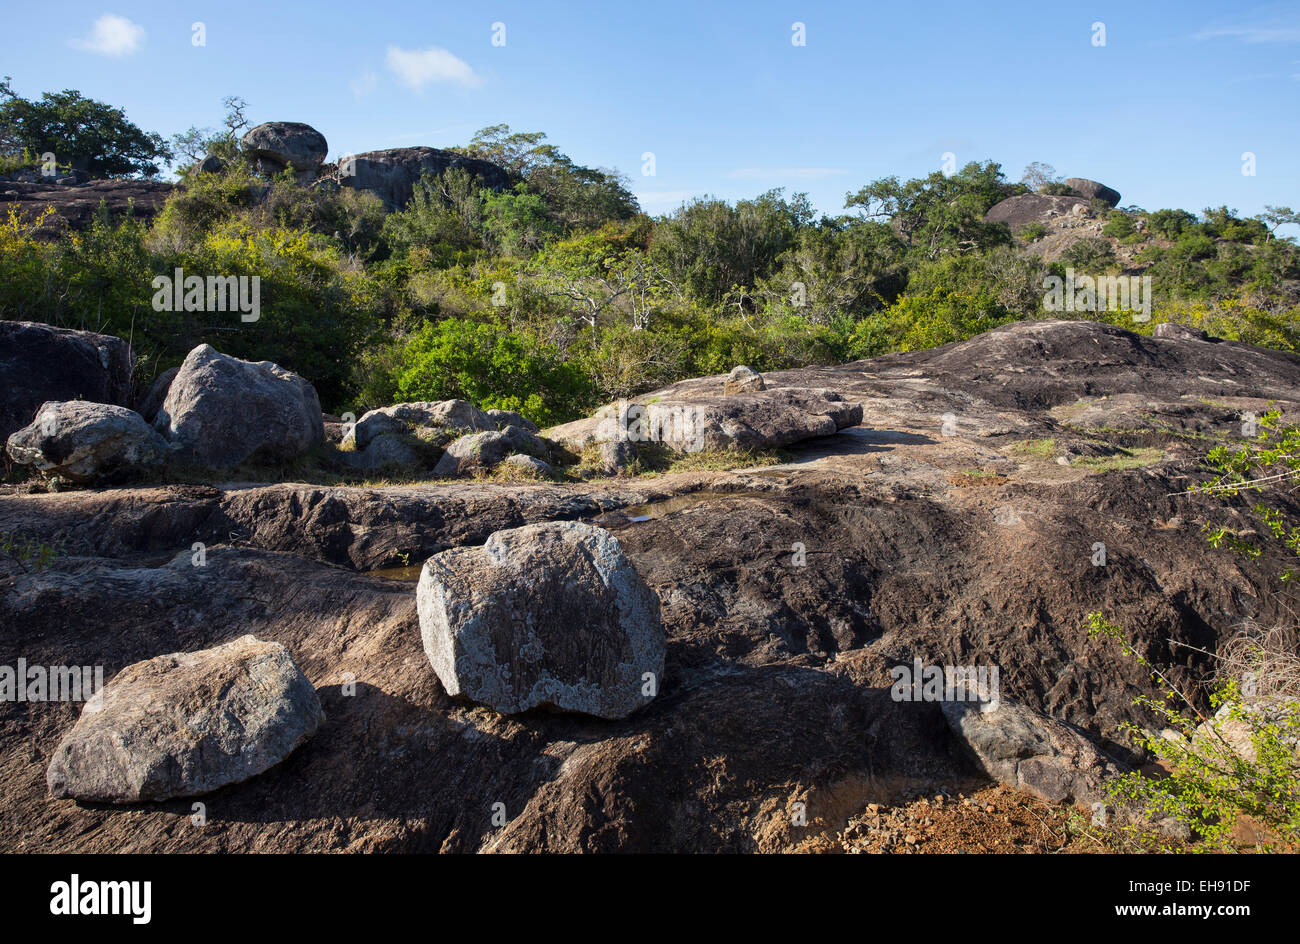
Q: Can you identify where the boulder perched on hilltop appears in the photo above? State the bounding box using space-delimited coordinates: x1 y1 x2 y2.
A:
0 321 134 444
6 401 168 483
345 400 496 450
46 635 323 803
416 521 664 719
339 146 511 211
241 121 329 178
1063 178 1121 207
985 193 1093 231
153 344 324 469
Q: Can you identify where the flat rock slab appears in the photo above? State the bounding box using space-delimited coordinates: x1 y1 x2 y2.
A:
417 521 664 719
47 635 323 803
548 386 862 453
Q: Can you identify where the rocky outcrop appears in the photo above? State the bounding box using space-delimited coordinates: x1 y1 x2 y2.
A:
339 146 511 211
432 425 555 477
0 180 174 236
345 400 495 450
416 521 665 718
6 401 168 483
133 366 179 424
153 344 323 469
1063 178 1121 207
0 321 134 444
724 365 766 395
241 122 329 179
549 387 862 453
941 696 1122 806
46 635 323 803
985 192 1094 231
486 409 538 433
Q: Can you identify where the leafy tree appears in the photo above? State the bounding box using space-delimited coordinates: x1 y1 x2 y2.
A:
0 78 171 177
1020 161 1060 192
393 317 592 424
845 161 1021 261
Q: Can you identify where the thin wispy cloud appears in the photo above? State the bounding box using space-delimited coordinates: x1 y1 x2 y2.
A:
727 167 848 181
70 13 145 57
1194 25 1300 43
351 71 378 101
385 46 481 90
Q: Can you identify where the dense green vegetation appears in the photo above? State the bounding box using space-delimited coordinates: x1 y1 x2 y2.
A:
2 91 1298 422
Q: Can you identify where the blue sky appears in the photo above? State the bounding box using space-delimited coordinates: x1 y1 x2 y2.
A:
4 0 1298 224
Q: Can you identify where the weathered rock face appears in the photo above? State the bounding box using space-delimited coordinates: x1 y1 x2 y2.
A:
486 409 538 433
502 453 552 475
0 180 174 237
1063 178 1121 207
0 321 134 443
6 320 1300 852
433 426 555 477
346 400 495 450
597 439 637 475
46 635 323 803
6 401 168 483
153 344 323 469
549 387 863 453
134 366 179 424
347 432 421 473
724 365 766 395
985 193 1093 231
1153 322 1209 342
417 522 664 719
941 696 1121 806
241 121 329 178
339 147 511 211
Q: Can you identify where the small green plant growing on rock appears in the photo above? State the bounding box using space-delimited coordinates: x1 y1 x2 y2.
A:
1084 408 1300 851
0 531 64 572
1086 612 1300 852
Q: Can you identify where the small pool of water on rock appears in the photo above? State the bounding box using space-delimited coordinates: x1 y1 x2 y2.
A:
369 563 424 581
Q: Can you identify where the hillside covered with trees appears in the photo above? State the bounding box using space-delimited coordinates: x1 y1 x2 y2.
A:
2 88 1298 422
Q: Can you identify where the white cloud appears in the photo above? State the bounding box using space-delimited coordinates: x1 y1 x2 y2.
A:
727 167 847 181
385 46 480 90
351 71 378 101
70 14 145 57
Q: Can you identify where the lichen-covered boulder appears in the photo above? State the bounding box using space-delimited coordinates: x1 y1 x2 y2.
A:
153 344 323 469
6 401 168 483
416 521 664 719
46 635 323 803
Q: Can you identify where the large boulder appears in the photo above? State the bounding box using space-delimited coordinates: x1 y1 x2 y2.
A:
0 321 134 444
153 344 323 469
548 387 862 453
241 121 328 178
984 193 1093 230
345 400 495 450
1063 178 1121 207
46 635 323 803
6 401 168 483
941 696 1121 806
339 147 511 211
416 521 665 719
432 426 554 477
